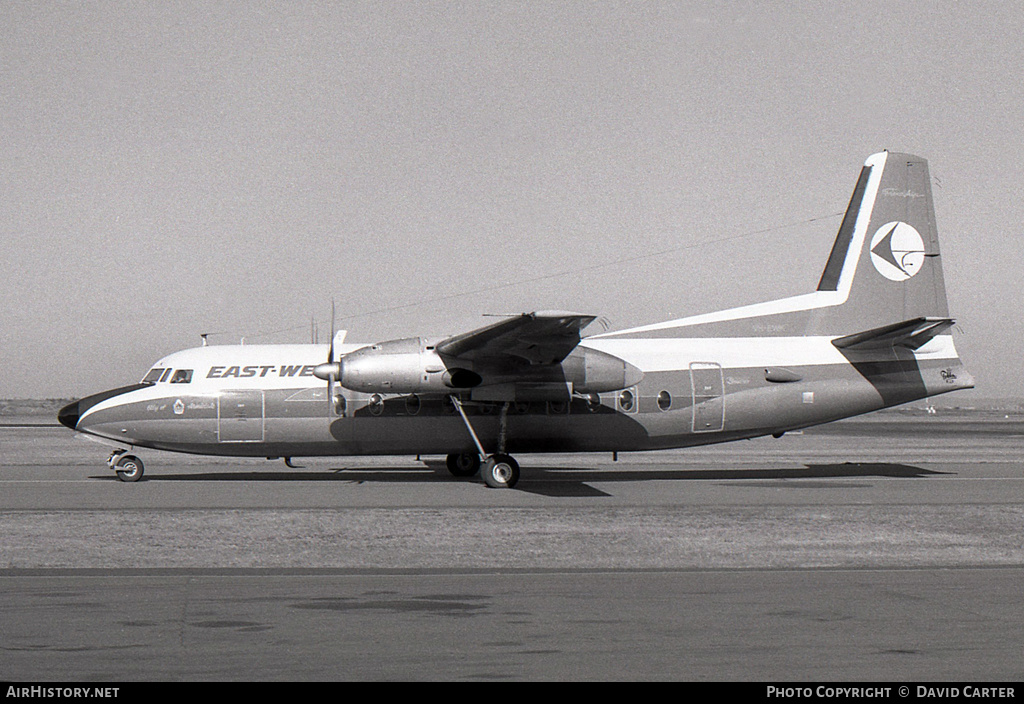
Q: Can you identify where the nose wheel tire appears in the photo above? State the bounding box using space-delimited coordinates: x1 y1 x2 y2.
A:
114 455 145 482
481 454 519 489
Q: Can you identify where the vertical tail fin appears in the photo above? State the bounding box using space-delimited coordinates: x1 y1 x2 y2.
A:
592 151 961 345
816 152 973 403
812 151 949 334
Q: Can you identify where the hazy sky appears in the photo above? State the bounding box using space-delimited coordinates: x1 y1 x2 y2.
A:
3 1 1022 400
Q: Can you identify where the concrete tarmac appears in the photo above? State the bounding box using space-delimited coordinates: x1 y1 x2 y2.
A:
1 413 1022 680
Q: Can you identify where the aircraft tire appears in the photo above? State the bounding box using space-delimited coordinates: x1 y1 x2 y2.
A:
446 452 480 477
114 455 144 482
481 454 519 489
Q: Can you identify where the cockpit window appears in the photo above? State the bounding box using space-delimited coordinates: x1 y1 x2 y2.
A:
170 369 193 384
142 368 167 383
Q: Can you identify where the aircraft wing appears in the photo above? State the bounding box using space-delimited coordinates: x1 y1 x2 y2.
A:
436 311 597 367
831 317 955 351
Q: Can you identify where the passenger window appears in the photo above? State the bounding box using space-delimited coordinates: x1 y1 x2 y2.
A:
618 389 635 412
548 400 568 415
405 394 421 416
657 390 672 411
368 394 384 416
170 369 193 384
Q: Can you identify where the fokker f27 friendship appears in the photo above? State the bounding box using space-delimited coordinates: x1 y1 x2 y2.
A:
59 152 973 488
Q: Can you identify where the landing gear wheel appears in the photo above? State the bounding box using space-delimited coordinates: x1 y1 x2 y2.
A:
114 454 144 482
446 452 481 477
481 454 519 489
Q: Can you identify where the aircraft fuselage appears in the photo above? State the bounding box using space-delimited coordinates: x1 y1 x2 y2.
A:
63 334 971 459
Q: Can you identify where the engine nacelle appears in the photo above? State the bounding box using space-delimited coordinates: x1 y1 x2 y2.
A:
334 337 478 394
469 347 643 402
561 346 644 393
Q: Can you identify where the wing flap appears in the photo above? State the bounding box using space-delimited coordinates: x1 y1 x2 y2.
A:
831 317 955 351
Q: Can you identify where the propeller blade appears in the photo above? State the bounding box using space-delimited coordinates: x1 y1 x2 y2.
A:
325 299 340 416
328 299 336 363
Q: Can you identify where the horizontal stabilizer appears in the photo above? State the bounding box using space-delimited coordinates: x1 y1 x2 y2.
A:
831 317 954 351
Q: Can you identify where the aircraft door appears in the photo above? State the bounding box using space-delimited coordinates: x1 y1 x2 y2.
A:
690 363 724 433
218 389 265 442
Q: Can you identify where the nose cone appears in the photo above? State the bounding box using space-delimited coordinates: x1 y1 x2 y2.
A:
55 384 151 433
57 399 81 430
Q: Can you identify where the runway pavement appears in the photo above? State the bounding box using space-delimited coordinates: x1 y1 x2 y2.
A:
1 412 1022 680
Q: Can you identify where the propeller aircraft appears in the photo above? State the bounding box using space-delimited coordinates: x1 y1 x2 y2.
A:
58 152 973 488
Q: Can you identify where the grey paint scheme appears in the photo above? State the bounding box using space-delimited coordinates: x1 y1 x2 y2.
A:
62 152 973 461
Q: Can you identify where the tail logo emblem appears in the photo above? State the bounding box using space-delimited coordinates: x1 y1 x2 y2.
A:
870 221 925 281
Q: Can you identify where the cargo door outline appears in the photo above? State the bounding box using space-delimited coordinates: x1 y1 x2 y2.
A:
218 389 265 442
690 362 724 433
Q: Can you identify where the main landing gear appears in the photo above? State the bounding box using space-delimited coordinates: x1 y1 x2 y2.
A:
445 452 481 477
107 449 144 482
445 396 521 489
480 453 520 489
445 451 521 489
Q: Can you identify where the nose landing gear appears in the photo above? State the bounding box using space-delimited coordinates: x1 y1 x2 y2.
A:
107 450 145 482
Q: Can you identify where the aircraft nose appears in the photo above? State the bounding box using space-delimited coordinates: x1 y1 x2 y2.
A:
57 399 81 430
56 384 151 434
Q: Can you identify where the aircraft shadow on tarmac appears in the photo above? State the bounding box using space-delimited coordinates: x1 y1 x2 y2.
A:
88 461 949 498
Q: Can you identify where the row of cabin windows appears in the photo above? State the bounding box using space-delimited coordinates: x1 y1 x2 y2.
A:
616 389 672 412
332 389 674 417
